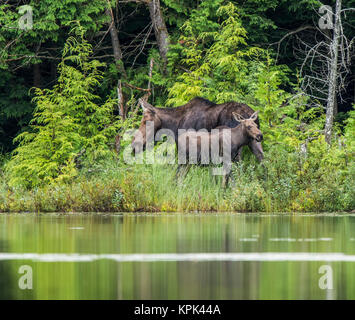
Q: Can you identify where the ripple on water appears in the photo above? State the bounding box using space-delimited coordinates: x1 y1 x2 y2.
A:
269 238 333 242
1 252 355 262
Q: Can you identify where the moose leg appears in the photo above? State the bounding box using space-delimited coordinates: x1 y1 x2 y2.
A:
222 172 231 188
248 140 264 162
222 162 232 188
175 164 191 180
175 164 183 178
234 147 242 162
175 164 184 181
183 164 191 177
209 167 220 184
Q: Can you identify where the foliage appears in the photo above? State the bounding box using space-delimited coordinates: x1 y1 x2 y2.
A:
252 56 325 151
167 1 264 106
5 26 117 188
1 147 353 212
0 0 354 212
0 0 110 151
344 105 355 154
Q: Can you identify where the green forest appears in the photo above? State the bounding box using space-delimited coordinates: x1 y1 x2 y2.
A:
0 0 354 213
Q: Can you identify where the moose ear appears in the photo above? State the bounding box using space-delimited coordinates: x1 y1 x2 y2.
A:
232 112 245 122
139 99 155 113
250 111 258 121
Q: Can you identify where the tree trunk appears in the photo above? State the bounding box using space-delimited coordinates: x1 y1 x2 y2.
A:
325 0 341 145
50 61 57 82
105 7 126 76
114 80 124 154
33 63 41 87
147 0 169 71
322 29 339 119
117 80 125 120
333 97 338 117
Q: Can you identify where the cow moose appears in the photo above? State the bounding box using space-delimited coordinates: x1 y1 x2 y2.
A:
131 97 264 162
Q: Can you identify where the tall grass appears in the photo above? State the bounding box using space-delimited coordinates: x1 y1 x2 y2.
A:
0 144 353 213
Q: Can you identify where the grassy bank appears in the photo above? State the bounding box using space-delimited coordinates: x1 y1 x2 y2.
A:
1 29 352 214
1 145 353 213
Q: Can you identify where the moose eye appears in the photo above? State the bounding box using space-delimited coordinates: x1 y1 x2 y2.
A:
247 126 251 129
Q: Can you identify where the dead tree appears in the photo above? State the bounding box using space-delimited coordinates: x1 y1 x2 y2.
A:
115 59 155 153
147 0 169 71
116 0 169 71
296 0 354 145
273 1 354 145
105 1 126 76
324 0 341 144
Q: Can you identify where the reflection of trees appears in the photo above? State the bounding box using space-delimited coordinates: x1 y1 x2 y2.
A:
0 261 14 300
1 214 355 299
0 238 35 299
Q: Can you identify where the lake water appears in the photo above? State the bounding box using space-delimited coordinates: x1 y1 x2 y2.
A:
0 213 355 300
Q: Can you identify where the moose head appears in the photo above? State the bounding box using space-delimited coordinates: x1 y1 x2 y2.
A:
232 111 263 142
131 99 162 152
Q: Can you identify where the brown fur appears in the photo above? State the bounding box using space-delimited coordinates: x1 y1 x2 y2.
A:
132 97 263 161
177 113 263 186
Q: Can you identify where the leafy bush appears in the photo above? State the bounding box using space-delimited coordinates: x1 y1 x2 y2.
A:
167 1 264 106
6 26 117 188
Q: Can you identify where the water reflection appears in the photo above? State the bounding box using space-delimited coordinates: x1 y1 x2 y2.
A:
0 213 354 299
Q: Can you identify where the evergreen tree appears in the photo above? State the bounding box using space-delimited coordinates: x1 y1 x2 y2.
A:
6 25 117 188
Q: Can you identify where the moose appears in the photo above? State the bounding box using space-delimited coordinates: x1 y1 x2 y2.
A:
177 112 263 186
132 97 264 162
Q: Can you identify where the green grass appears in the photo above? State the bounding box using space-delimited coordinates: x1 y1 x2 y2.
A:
0 146 353 213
